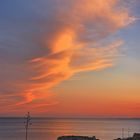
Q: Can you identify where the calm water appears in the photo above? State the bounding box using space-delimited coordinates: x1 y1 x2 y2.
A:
0 118 140 140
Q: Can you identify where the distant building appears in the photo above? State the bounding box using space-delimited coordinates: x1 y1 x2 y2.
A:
57 136 99 140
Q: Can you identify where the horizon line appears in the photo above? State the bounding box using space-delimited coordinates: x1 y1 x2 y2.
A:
0 116 140 119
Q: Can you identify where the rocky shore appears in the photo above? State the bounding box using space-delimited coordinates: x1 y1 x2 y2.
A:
57 133 140 140
57 136 99 140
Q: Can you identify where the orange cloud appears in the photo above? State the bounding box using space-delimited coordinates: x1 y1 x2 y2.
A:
0 0 134 115
29 0 133 103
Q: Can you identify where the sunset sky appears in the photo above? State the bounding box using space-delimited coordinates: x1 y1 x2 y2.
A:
0 0 140 117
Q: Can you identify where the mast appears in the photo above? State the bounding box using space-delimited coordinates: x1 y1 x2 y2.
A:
128 128 130 138
122 128 124 139
25 112 31 140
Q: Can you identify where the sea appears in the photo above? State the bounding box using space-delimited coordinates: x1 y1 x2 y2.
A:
0 118 140 140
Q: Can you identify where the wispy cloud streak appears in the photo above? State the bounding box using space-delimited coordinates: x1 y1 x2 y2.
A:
0 0 134 115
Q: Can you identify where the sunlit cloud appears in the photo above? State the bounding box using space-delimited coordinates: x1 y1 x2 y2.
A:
0 0 134 115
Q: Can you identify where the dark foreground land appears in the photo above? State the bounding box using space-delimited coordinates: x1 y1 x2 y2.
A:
114 133 140 140
58 136 99 140
57 133 140 140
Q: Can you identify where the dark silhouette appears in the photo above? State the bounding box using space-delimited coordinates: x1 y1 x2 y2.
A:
114 133 140 140
25 112 31 140
57 136 99 140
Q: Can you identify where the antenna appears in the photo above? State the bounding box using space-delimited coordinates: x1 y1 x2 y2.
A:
128 128 130 138
25 112 31 140
122 128 124 139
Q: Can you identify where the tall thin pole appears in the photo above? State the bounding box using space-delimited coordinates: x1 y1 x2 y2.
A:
25 112 31 140
128 128 130 138
122 128 124 139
